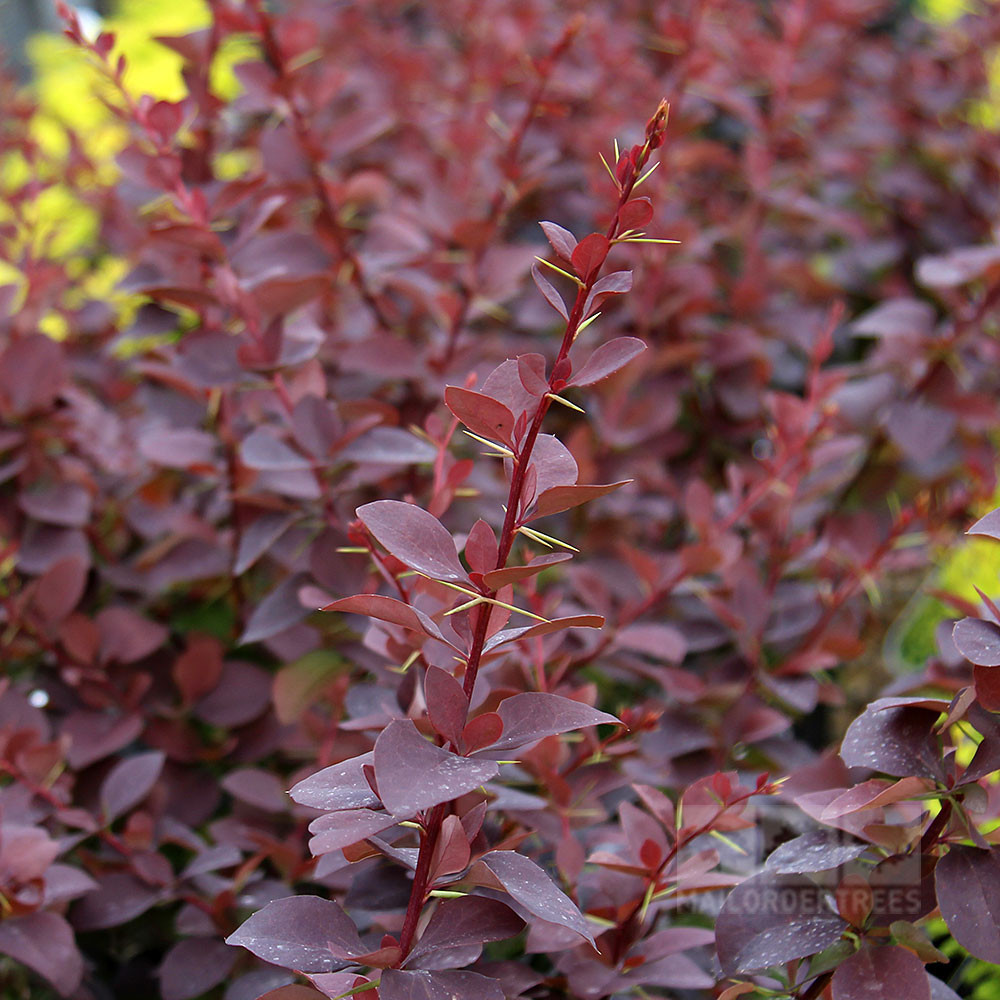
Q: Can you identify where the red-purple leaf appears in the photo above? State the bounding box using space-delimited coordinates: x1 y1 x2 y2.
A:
425 666 468 745
716 872 846 974
373 720 498 818
953 617 1000 667
462 712 504 753
482 552 572 589
464 519 498 576
222 768 289 813
225 895 364 973
100 751 165 821
840 699 944 780
531 263 569 320
160 938 237 1000
324 594 451 646
444 386 516 447
936 845 1000 962
19 483 91 527
97 606 167 664
357 500 469 583
569 337 647 387
308 809 398 854
539 221 577 259
527 480 630 520
407 897 524 965
619 197 654 231
240 428 310 471
765 831 867 874
482 692 619 752
571 233 610 282
585 270 633 313
616 623 687 663
289 752 381 811
240 573 312 644
478 850 594 943
235 511 298 575
195 661 271 727
484 614 605 651
72 872 161 930
517 353 549 396
139 427 218 469
0 912 83 997
831 944 930 1000
379 970 504 1000
968 507 1000 541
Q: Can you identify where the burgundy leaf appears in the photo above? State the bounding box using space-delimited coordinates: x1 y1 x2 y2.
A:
968 507 1000 541
31 556 88 623
953 617 1000 667
619 197 654 231
517 353 549 396
616 623 687 663
485 692 619 752
19 483 91 527
160 938 237 1000
222 768 289 813
373 720 498 818
235 511 298 574
585 269 633 312
527 480 631 520
840 699 944 780
308 809 398 854
225 895 364 973
0 912 83 997
240 573 312 644
444 386 516 447
936 845 1000 962
195 661 272 727
289 752 381 811
716 872 846 974
539 221 577 259
379 969 504 1000
339 426 437 465
357 500 469 583
97 606 167 664
100 750 165 821
482 552 572 589
324 594 451 646
478 850 594 943
240 428 311 471
408 897 524 964
571 233 610 282
464 519 498 575
62 710 144 769
765 831 867 874
831 944 930 1000
461 712 504 753
424 666 468 745
531 263 569 320
72 872 161 930
569 337 647 387
139 426 217 469
483 614 605 651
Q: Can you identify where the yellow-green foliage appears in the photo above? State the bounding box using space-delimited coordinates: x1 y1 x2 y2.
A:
0 0 250 333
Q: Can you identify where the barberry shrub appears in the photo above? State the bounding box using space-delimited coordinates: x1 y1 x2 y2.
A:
4 1 1000 999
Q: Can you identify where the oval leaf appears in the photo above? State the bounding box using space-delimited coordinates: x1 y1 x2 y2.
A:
531 263 569 320
487 692 619 752
444 386 516 447
831 944 930 1000
357 501 469 583
953 617 1000 667
373 720 498 818
539 221 577 259
380 970 504 1000
569 337 647 387
225 895 364 972
571 233 610 282
716 872 846 975
936 845 1000 962
527 480 631 521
